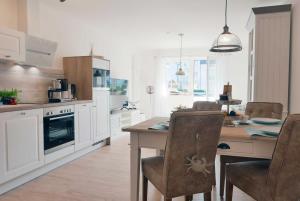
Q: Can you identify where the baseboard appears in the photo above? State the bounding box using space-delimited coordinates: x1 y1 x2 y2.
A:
0 141 107 195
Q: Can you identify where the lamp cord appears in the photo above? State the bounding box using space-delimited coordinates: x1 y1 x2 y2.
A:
225 0 228 26
179 33 183 69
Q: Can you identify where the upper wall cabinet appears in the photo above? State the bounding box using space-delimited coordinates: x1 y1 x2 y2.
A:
246 5 291 114
0 27 25 62
63 56 111 100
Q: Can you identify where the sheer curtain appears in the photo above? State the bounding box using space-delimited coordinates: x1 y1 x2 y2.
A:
153 57 194 117
152 56 226 117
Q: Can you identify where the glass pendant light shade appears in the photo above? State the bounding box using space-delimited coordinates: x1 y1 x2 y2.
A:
176 33 185 76
176 67 185 76
210 0 242 53
210 25 242 52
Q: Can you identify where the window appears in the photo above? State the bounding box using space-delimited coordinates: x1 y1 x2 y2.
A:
163 57 217 100
164 59 191 95
193 60 208 97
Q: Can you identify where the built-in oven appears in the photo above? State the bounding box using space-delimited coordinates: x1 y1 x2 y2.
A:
43 106 75 155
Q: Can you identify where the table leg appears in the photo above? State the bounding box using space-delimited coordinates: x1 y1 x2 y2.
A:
131 133 141 201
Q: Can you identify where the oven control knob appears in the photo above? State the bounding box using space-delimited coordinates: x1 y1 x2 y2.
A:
46 112 50 116
60 110 63 113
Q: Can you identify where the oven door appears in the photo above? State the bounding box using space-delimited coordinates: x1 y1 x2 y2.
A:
44 113 75 154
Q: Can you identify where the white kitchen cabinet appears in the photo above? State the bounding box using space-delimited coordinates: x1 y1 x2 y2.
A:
0 109 44 184
0 27 25 62
246 5 291 114
93 89 110 142
75 103 93 151
110 110 145 138
92 106 98 141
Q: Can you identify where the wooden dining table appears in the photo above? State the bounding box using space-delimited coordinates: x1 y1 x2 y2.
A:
123 117 278 201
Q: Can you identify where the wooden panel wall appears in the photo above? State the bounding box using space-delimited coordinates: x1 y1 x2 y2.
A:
63 56 93 100
0 63 64 103
254 11 291 113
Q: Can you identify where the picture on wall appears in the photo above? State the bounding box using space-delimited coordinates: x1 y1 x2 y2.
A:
110 78 128 95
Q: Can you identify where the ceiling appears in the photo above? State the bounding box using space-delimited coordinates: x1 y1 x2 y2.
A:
39 0 291 50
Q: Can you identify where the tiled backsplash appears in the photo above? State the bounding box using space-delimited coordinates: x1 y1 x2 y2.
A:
0 62 64 103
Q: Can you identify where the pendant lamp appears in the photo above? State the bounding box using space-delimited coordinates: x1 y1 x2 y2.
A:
210 0 242 52
176 33 185 76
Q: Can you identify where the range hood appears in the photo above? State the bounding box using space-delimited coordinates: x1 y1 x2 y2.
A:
19 35 57 67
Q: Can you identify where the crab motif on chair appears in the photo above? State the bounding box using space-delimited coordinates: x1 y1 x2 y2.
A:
185 155 212 176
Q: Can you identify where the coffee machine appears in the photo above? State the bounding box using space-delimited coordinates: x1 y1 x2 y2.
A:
48 80 63 103
48 79 76 103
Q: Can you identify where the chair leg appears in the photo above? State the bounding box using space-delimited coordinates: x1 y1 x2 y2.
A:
143 175 148 201
220 156 226 197
204 191 211 201
226 179 233 201
185 195 193 201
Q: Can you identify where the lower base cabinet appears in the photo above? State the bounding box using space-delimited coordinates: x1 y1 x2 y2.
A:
0 101 110 190
75 103 93 151
0 109 44 184
93 89 111 142
110 110 145 138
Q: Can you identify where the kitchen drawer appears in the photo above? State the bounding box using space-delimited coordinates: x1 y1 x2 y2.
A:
217 140 253 155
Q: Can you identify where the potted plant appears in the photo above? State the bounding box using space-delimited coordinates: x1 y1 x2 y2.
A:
0 89 19 105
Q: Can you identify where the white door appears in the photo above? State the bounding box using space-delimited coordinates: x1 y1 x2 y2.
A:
93 89 110 142
0 27 25 62
75 104 93 151
0 109 44 184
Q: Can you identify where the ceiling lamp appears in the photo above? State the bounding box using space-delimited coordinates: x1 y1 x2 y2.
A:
176 33 185 76
210 0 242 53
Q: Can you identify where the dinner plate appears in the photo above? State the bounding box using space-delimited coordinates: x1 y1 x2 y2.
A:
258 126 281 136
251 118 281 125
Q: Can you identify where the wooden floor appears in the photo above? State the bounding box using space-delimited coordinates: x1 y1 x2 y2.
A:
0 135 254 201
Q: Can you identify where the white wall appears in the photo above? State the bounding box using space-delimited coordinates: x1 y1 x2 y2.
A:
38 2 135 91
290 0 300 113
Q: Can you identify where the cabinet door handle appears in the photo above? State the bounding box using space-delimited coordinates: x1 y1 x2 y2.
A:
5 55 11 58
20 112 26 115
82 104 87 107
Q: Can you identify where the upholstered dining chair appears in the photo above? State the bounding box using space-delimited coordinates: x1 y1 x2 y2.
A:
226 114 300 201
192 101 222 111
219 102 284 197
142 111 224 201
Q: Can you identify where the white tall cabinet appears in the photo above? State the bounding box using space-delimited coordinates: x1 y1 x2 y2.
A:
93 89 110 142
246 5 292 114
63 56 111 145
0 109 44 184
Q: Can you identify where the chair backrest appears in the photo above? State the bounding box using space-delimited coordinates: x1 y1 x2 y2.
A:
162 111 224 198
192 101 222 111
245 102 283 119
267 114 300 201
